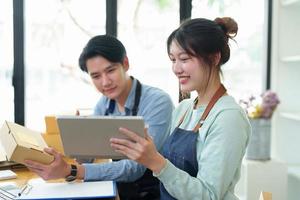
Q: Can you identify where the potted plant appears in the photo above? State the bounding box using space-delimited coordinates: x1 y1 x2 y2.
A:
240 90 280 160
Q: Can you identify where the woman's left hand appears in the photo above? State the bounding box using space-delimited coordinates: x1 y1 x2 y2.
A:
110 127 166 174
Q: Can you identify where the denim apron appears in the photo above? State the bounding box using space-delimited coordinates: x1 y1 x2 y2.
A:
160 84 226 200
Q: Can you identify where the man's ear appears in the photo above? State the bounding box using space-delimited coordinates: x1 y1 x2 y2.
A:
122 56 129 71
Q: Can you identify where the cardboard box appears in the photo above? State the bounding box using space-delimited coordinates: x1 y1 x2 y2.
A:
0 121 54 165
43 116 65 154
45 116 60 135
42 133 65 155
259 192 272 200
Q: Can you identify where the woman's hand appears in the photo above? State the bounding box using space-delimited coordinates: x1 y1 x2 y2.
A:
24 147 70 180
110 127 166 174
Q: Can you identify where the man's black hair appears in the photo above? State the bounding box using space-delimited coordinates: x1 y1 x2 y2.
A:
79 35 127 72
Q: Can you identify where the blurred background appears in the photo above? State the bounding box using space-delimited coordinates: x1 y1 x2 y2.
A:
2 1 300 199
0 0 266 131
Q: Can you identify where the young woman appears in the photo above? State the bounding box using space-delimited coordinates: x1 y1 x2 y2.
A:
110 17 251 200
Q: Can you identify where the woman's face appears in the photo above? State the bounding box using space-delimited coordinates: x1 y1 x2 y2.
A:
169 40 207 93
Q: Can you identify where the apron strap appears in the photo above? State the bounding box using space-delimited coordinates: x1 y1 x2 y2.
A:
192 84 226 131
131 76 142 116
105 76 142 116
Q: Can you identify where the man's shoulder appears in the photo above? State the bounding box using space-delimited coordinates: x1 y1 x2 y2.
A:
139 84 174 111
141 84 171 100
93 95 109 114
97 95 109 105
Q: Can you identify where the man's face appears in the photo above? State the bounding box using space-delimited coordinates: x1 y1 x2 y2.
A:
86 56 129 100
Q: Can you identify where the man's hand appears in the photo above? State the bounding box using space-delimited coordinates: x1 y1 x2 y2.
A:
24 147 70 180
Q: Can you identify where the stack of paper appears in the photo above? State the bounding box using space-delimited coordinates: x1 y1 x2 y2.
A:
0 170 17 180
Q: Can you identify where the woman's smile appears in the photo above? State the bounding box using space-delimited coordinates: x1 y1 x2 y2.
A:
178 76 190 84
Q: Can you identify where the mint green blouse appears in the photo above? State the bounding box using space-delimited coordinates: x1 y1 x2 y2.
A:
154 96 251 200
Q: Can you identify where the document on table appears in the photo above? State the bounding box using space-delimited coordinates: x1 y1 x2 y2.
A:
17 178 116 199
0 143 6 162
0 170 17 180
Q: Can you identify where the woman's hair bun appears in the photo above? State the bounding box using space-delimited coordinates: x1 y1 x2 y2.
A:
214 17 238 40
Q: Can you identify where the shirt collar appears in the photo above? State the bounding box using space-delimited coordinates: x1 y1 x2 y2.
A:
105 78 139 114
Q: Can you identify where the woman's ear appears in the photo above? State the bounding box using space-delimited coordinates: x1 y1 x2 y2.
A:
122 56 129 71
214 52 221 66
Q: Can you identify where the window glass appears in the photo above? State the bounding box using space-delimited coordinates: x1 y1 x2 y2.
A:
118 0 180 104
0 1 14 124
192 0 266 99
25 0 106 131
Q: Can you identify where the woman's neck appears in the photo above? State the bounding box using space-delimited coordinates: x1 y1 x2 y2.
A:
195 77 222 108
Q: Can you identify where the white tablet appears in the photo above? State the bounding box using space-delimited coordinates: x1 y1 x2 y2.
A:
56 116 145 159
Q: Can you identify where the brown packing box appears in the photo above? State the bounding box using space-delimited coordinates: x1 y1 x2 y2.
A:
43 116 65 154
45 115 60 134
0 121 54 165
259 192 272 200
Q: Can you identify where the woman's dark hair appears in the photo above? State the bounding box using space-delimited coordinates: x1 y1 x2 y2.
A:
167 17 238 69
79 35 127 72
167 17 238 101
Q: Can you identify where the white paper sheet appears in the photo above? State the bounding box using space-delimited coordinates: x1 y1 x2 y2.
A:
17 178 116 199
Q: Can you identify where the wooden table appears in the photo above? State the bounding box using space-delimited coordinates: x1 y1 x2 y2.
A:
0 133 119 199
0 165 118 199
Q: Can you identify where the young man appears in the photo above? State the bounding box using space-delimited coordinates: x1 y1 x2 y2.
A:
25 35 174 200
